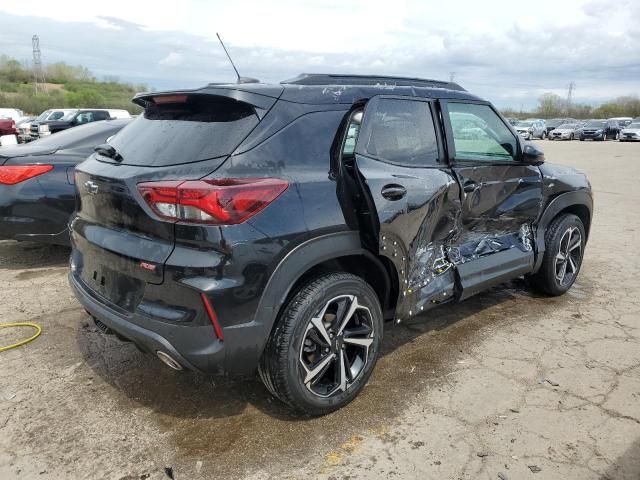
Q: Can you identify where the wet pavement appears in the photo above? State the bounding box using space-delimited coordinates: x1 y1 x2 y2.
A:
1 140 639 479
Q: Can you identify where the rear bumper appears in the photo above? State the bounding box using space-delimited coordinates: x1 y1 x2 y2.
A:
69 265 267 376
70 271 231 374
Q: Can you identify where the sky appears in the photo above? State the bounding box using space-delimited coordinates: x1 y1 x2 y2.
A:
1 0 639 109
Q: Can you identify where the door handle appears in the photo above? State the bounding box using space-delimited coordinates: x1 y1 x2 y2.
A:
463 181 478 193
381 184 407 200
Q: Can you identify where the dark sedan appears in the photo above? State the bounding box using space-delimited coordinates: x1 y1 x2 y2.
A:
0 118 132 245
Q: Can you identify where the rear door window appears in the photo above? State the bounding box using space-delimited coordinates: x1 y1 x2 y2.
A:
359 98 439 166
108 95 259 167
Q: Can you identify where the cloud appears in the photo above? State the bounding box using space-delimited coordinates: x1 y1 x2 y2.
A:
0 0 638 108
159 52 184 67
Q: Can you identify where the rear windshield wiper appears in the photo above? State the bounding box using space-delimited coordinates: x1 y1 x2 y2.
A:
94 143 124 162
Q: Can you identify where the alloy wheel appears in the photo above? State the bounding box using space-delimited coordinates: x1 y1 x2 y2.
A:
299 295 374 398
554 226 582 286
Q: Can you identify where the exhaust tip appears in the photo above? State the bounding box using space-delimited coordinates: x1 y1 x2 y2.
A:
156 350 183 371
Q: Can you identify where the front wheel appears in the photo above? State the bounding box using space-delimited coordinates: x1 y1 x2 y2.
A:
259 272 383 415
614 132 619 140
541 131 546 140
528 214 585 296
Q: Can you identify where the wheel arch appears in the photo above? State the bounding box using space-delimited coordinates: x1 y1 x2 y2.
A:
533 190 593 273
252 231 398 359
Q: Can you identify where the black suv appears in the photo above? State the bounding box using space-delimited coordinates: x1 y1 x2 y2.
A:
580 119 620 141
69 74 593 415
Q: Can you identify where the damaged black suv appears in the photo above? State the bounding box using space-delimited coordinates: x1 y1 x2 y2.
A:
69 74 592 415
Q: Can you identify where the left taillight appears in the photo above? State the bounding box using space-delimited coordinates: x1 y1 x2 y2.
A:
137 178 288 225
0 165 53 185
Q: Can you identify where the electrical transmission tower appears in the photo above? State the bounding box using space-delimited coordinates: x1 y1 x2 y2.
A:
32 35 46 94
566 81 575 114
449 71 456 83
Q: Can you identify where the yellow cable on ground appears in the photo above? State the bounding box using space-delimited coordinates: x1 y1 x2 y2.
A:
0 323 42 352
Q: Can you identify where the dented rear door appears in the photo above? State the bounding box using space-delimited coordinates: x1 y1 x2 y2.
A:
353 96 462 320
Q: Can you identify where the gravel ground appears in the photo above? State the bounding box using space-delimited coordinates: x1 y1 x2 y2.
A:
1 140 639 480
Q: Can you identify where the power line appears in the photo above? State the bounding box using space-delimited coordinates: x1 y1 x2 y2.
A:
32 35 46 95
566 81 575 113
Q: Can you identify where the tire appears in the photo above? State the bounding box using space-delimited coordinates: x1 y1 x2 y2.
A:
527 133 532 141
259 272 383 415
570 133 574 140
615 132 619 140
601 133 607 141
580 137 584 141
541 131 546 140
528 214 586 296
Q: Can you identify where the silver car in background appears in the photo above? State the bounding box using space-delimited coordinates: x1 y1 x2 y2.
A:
548 122 582 140
619 121 640 142
514 119 546 140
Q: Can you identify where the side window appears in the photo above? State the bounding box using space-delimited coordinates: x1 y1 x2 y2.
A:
363 98 439 166
94 111 109 121
447 103 517 162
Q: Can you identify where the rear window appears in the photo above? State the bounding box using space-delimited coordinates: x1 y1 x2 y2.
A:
108 95 258 166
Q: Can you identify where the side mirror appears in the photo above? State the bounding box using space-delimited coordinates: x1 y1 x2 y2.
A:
522 143 545 165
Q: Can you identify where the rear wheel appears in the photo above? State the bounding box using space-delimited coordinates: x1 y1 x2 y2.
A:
259 272 383 415
529 214 585 296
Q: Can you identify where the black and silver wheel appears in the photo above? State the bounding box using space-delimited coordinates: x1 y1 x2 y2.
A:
528 214 585 296
259 272 383 415
614 132 619 140
601 133 607 141
541 131 546 140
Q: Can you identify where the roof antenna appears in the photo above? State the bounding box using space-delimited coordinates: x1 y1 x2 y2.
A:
216 33 259 84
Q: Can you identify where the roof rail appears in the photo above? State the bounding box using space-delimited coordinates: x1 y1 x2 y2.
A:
281 73 465 91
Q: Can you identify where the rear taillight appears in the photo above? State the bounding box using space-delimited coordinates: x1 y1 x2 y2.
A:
137 178 288 225
0 165 53 185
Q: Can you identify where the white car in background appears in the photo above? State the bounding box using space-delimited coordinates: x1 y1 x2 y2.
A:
619 122 640 142
0 108 24 120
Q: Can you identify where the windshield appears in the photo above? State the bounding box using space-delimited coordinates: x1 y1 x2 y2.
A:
558 124 576 129
619 120 632 126
516 121 533 127
627 123 640 129
547 119 564 127
108 94 259 167
36 110 52 121
585 121 606 128
59 110 78 121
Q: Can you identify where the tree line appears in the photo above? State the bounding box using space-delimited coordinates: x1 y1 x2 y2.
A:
501 92 640 120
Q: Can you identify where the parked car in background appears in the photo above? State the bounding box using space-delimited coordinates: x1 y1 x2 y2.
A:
515 120 546 140
548 123 581 140
580 119 621 141
619 121 640 142
609 117 632 128
0 117 17 137
506 117 519 126
0 108 24 121
29 109 131 139
15 117 35 143
68 74 592 415
544 118 576 135
0 118 132 245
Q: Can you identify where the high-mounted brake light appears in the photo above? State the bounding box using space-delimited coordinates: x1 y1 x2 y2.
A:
152 95 188 104
0 165 53 185
137 178 288 225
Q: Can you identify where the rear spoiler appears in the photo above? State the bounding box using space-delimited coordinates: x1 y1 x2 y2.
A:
133 86 283 118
